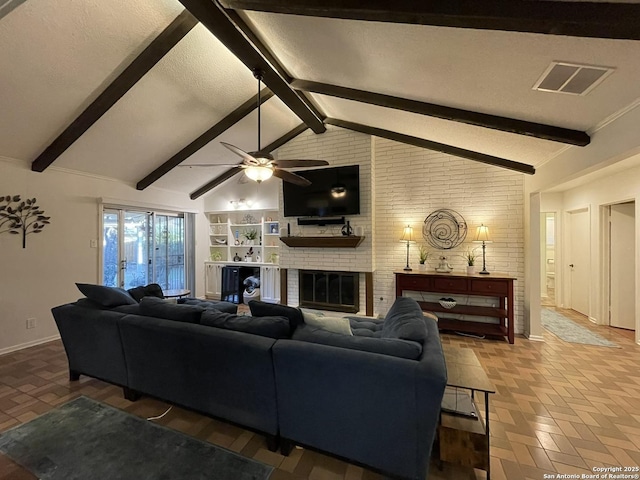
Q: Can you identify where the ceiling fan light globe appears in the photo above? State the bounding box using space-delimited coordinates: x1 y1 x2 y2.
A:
245 165 274 183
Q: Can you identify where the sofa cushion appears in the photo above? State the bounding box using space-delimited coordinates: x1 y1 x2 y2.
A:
112 304 142 314
139 296 203 324
293 324 422 359
179 298 238 314
75 283 137 308
381 297 429 344
302 311 352 336
127 283 164 302
248 301 304 332
200 310 290 339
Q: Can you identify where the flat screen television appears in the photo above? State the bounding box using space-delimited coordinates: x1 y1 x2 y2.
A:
282 165 360 218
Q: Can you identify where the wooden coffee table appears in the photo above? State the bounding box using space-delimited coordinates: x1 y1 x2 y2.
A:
438 346 495 479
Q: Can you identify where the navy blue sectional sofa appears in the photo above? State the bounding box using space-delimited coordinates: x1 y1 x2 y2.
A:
52 285 447 480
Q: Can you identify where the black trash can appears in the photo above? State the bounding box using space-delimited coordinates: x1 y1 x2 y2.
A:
221 266 241 304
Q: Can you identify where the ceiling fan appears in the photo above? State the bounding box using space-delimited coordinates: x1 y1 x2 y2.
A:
182 70 329 187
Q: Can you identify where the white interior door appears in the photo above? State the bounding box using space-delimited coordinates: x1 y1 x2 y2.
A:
569 209 590 316
610 202 636 330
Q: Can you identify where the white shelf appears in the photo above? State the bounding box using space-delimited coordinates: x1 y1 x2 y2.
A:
206 209 279 266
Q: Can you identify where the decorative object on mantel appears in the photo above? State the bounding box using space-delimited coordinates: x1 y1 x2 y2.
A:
423 209 467 250
463 248 477 274
0 195 51 248
341 220 353 236
472 224 492 275
435 255 453 273
418 245 429 271
399 225 415 271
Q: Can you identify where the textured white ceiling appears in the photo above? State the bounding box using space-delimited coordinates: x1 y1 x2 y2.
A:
312 95 562 166
242 11 640 130
154 96 303 193
0 0 183 160
2 1 640 195
56 23 259 182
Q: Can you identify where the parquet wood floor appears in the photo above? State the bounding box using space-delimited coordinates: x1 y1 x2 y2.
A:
1 306 639 479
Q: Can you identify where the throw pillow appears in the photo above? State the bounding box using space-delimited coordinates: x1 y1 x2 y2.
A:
75 283 137 308
200 310 290 339
302 310 353 336
139 296 203 324
248 301 304 332
127 283 164 302
381 297 428 344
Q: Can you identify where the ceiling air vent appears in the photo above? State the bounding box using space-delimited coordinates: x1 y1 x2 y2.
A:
533 62 614 96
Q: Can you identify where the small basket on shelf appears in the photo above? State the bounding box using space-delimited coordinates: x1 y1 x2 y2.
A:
438 298 457 309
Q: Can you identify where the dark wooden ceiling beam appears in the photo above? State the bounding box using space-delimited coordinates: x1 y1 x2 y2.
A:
176 0 326 133
137 88 274 190
190 166 245 200
326 118 535 175
31 10 198 173
218 0 640 40
190 123 308 199
292 79 589 146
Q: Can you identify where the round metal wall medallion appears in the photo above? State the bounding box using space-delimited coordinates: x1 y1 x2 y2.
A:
423 209 467 250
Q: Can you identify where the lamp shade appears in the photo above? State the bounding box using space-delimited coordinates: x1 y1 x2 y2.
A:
245 165 273 182
473 224 492 243
399 225 415 243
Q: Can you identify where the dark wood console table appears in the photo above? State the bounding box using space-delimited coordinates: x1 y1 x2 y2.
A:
395 271 515 344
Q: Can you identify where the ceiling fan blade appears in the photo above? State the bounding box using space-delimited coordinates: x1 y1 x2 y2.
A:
271 159 329 168
221 142 258 164
273 169 312 186
179 163 242 168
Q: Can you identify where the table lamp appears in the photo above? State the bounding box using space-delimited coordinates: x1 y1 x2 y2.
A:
472 224 492 275
400 225 415 271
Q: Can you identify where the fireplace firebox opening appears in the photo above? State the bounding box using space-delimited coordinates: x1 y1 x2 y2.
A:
299 270 359 313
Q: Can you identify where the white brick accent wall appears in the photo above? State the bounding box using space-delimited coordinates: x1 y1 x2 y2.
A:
373 138 525 333
275 127 373 309
274 128 525 333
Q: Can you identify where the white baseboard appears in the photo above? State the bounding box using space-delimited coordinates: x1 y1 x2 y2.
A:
525 334 545 342
0 334 61 357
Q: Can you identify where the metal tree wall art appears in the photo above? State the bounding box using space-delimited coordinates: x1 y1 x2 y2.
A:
0 195 51 248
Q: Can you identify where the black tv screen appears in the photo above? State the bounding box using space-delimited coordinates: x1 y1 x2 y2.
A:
282 165 360 217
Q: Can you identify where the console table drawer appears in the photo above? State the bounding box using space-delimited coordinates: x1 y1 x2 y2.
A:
399 276 432 291
471 280 508 295
433 278 468 293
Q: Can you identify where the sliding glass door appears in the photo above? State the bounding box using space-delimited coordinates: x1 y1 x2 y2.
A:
153 214 185 291
103 208 187 291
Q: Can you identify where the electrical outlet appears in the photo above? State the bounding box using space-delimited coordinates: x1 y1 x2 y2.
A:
90 239 98 248
26 318 36 329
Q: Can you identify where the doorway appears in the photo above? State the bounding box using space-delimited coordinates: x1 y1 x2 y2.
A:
540 213 556 303
567 208 590 316
609 202 636 330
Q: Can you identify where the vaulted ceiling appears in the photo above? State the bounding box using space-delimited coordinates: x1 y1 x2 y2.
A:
2 0 640 199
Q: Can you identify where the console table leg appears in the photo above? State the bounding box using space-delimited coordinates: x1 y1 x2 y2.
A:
485 391 491 480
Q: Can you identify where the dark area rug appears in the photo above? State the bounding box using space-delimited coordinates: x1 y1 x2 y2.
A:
0 396 273 480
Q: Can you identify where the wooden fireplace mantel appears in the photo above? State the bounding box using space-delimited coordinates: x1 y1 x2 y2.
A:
279 236 365 248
